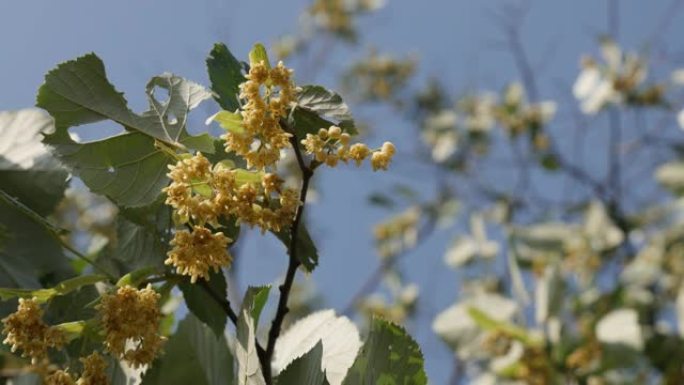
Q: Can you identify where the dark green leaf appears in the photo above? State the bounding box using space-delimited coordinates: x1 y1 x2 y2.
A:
114 200 172 270
207 43 245 112
294 85 357 135
276 342 329 385
0 195 73 294
44 131 171 207
342 318 428 385
142 314 234 385
179 270 228 337
273 225 319 272
288 107 336 138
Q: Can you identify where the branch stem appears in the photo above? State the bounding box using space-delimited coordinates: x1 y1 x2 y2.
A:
261 132 313 384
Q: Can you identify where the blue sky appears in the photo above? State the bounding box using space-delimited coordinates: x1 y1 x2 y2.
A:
2 1 683 383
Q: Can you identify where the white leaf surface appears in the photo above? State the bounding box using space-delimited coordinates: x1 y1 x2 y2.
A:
272 310 361 385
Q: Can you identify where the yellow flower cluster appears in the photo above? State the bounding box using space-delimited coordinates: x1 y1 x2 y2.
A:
164 153 215 225
223 61 296 170
97 285 164 368
163 153 301 281
164 154 300 231
301 125 395 171
42 352 109 385
45 370 76 385
167 226 232 283
78 352 110 385
1 298 65 364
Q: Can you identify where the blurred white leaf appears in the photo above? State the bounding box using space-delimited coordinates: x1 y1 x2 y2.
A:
432 293 517 359
655 162 684 190
0 108 56 170
596 309 643 351
584 201 623 250
534 262 563 324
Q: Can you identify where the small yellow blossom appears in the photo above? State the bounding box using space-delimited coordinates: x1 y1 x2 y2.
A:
77 352 109 385
98 286 164 368
166 226 232 283
348 143 371 166
1 298 65 363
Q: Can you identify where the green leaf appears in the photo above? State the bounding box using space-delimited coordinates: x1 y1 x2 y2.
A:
179 270 228 337
342 318 427 385
296 86 356 133
0 274 106 303
37 53 212 147
45 132 171 207
274 225 319 272
236 286 270 385
288 108 336 138
112 200 172 270
0 193 73 293
211 110 245 134
142 313 234 385
467 307 541 347
207 43 245 112
288 85 358 138
37 53 214 207
276 342 329 385
116 266 161 288
249 43 271 69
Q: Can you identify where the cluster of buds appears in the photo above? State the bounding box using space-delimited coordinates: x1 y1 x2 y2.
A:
301 125 396 171
97 285 164 368
1 298 65 364
223 60 295 170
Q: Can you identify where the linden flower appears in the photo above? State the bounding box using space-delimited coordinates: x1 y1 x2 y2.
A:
1 298 65 363
348 143 371 166
166 226 232 283
163 153 217 225
45 370 76 385
98 285 164 368
224 60 296 170
77 352 109 385
300 126 395 171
